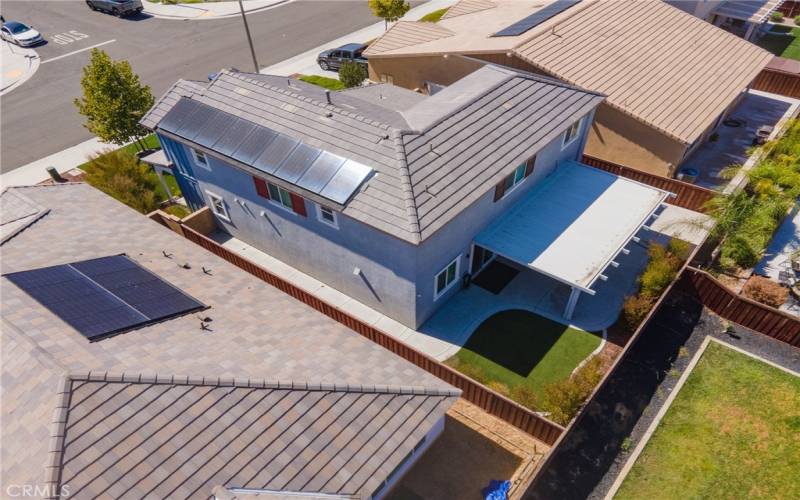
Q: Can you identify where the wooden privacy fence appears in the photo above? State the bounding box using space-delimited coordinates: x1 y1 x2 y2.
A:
679 267 800 347
752 67 800 99
149 212 565 445
778 0 800 18
581 155 715 212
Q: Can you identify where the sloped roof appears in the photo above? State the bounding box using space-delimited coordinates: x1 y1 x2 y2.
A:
365 21 454 55
0 188 49 244
143 66 602 243
366 0 774 144
712 0 784 24
442 0 497 19
0 184 457 499
140 79 206 130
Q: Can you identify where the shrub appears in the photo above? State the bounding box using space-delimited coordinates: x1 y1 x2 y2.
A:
668 238 692 262
771 11 784 22
795 15 800 26
338 61 367 89
510 385 539 410
640 243 681 297
742 275 789 308
420 7 448 22
539 356 603 425
447 358 489 385
84 149 159 213
621 294 655 332
486 381 510 396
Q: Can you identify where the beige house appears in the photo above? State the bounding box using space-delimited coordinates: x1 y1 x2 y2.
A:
365 0 774 177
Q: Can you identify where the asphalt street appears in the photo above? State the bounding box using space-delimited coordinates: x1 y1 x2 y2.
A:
0 0 379 172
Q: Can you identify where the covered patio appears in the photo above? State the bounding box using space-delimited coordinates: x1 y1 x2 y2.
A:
470 161 669 322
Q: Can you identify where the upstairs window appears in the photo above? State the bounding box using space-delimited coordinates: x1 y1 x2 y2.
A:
493 156 536 202
191 148 210 170
434 256 460 300
206 190 229 222
562 119 582 148
316 204 338 228
252 176 307 217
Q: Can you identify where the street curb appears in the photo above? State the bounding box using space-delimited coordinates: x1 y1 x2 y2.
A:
1 44 40 96
143 0 290 20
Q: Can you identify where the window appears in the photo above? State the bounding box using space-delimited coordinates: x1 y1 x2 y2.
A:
191 148 210 170
434 256 460 299
206 191 230 221
493 156 536 202
251 175 307 217
316 204 338 228
562 119 582 148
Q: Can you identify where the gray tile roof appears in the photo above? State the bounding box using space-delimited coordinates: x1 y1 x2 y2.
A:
0 184 457 499
144 66 603 243
140 79 206 130
0 188 50 244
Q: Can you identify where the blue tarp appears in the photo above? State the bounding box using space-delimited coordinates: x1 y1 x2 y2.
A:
483 479 511 500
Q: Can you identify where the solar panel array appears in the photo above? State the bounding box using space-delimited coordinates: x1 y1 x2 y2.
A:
158 98 373 205
492 0 581 37
4 255 206 341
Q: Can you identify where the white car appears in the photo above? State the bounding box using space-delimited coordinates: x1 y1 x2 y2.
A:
1 21 44 47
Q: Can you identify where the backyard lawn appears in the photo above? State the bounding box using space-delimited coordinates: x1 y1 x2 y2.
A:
756 26 800 61
444 310 601 397
616 341 800 500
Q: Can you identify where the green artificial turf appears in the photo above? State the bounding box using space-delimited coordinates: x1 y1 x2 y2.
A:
297 74 346 91
420 8 448 23
756 26 800 61
617 341 800 500
444 310 601 397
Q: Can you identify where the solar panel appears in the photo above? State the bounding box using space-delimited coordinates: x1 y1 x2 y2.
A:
158 98 374 206
492 0 580 37
4 255 206 341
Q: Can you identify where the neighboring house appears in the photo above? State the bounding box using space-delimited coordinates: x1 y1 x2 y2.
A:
0 184 458 500
141 64 667 330
364 0 774 178
667 0 784 40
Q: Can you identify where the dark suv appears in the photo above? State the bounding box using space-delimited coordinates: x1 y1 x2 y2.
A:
86 0 144 17
317 43 368 72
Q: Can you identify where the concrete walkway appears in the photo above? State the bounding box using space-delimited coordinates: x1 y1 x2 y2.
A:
143 0 289 20
1 40 39 96
261 0 455 77
0 137 113 189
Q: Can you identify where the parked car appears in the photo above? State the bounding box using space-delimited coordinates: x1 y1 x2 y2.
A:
1 21 44 47
86 0 143 17
317 43 368 72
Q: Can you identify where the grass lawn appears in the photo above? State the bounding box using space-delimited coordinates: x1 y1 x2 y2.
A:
420 8 448 22
79 133 181 202
756 26 800 61
297 75 345 91
444 310 601 398
617 341 800 500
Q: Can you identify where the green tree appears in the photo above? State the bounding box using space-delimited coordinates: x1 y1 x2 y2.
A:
74 49 154 150
368 0 410 30
84 149 160 214
338 61 367 88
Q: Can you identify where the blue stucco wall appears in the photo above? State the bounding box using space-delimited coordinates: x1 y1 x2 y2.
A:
164 108 594 329
169 140 420 326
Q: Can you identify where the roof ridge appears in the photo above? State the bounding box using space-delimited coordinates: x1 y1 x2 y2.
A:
67 371 462 397
391 129 421 242
224 70 399 133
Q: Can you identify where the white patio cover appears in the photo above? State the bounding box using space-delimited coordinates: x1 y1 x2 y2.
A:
475 161 669 294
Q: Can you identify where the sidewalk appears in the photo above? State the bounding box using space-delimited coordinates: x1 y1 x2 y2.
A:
1 137 112 189
143 0 289 20
1 40 39 96
262 0 454 77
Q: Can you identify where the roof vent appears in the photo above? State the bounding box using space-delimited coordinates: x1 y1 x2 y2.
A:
325 111 333 118
325 89 331 104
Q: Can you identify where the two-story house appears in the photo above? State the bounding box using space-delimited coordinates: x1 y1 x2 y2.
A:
142 64 667 329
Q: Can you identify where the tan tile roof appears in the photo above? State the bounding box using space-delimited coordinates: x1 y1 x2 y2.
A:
365 21 454 55
514 0 774 143
0 184 457 498
367 0 774 144
441 0 497 20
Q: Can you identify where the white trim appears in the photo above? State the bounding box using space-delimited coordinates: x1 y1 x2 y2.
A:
267 182 297 214
562 118 582 149
499 163 528 200
205 190 230 222
316 203 339 229
433 255 461 301
191 148 211 171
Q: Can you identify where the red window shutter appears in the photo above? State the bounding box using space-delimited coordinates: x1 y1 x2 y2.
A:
253 176 269 199
493 178 506 202
289 192 307 216
524 156 536 177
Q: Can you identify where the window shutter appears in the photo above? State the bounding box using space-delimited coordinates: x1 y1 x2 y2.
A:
493 178 506 202
289 193 307 216
524 156 536 177
253 176 270 199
